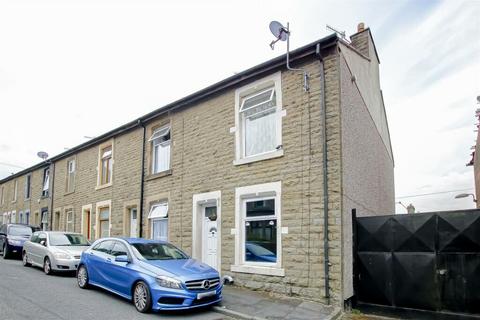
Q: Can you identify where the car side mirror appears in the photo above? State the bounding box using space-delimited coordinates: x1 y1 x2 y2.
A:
40 240 46 247
115 255 130 263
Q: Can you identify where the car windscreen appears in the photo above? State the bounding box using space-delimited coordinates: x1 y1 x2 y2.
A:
8 226 33 236
131 243 188 260
49 233 89 246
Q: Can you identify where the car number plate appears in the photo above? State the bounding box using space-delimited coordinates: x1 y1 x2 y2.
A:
197 290 216 300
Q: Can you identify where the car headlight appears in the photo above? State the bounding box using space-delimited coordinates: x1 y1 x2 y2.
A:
156 276 182 289
7 239 22 246
53 252 72 260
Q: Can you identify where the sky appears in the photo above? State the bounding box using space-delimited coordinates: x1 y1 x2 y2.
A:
0 0 479 213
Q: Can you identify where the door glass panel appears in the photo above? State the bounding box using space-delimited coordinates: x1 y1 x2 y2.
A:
205 206 217 221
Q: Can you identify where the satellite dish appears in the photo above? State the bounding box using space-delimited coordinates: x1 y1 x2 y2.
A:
37 151 49 160
269 21 288 41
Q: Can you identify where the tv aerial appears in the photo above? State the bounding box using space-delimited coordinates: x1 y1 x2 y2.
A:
269 21 309 92
37 151 49 161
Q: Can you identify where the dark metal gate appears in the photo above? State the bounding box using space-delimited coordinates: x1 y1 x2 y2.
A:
353 209 480 316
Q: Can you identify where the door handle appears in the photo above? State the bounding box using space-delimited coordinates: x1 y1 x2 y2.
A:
106 258 112 263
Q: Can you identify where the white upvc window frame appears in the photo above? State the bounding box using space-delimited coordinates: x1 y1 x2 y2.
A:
66 159 76 193
66 209 75 232
42 168 50 197
231 181 284 277
148 202 168 241
11 210 16 224
233 72 284 166
149 125 171 174
96 201 111 239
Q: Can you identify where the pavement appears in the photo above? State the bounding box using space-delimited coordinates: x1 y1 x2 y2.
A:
215 285 342 320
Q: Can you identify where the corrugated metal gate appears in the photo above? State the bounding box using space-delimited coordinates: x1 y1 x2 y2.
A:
353 210 480 315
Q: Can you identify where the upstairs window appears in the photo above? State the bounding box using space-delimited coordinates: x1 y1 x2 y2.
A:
240 88 278 157
149 125 171 174
42 168 50 197
12 180 17 202
25 174 31 200
99 145 113 185
66 159 76 193
235 72 283 164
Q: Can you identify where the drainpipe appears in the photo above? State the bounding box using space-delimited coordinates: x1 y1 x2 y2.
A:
316 42 330 304
49 161 55 231
138 119 146 238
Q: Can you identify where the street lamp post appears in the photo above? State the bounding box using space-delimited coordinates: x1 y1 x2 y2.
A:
454 193 477 203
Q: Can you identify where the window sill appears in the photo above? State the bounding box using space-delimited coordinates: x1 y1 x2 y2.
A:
230 264 285 277
146 169 173 181
95 183 112 191
41 194 49 199
233 150 284 166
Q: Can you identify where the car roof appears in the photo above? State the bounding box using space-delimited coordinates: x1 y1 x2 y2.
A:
119 237 168 245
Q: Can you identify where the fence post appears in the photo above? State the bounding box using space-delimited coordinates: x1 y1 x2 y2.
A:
351 208 358 308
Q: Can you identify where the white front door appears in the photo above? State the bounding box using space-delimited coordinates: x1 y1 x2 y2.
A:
202 206 218 269
130 208 137 238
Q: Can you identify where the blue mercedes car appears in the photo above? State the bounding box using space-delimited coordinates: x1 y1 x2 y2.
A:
77 238 222 313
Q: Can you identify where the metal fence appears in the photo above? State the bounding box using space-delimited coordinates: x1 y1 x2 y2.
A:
353 209 480 315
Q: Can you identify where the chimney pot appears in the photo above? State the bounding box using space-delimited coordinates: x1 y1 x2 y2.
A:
357 22 365 32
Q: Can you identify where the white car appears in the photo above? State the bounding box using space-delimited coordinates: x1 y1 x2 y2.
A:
22 231 90 274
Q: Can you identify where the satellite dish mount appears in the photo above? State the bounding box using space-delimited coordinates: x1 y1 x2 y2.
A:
269 21 309 92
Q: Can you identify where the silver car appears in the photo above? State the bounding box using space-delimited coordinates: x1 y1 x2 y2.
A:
22 231 90 274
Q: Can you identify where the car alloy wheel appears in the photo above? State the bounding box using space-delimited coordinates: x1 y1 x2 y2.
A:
77 266 89 289
44 257 52 275
22 252 30 267
133 281 152 313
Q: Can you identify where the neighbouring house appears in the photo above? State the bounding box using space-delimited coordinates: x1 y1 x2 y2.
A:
0 23 394 308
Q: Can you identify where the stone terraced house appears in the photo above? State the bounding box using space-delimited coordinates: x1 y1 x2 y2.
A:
0 24 394 308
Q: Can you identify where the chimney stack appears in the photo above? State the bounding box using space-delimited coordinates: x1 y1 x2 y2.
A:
350 22 372 59
357 22 365 33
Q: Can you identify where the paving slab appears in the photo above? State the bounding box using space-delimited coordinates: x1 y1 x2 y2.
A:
214 285 341 320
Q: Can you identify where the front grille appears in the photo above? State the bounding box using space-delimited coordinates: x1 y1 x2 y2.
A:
74 255 81 259
185 277 220 291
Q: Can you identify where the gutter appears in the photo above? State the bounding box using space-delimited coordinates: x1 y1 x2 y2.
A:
316 42 330 304
138 120 146 238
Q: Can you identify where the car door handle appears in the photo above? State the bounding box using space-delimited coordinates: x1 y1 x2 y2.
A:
106 258 112 263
